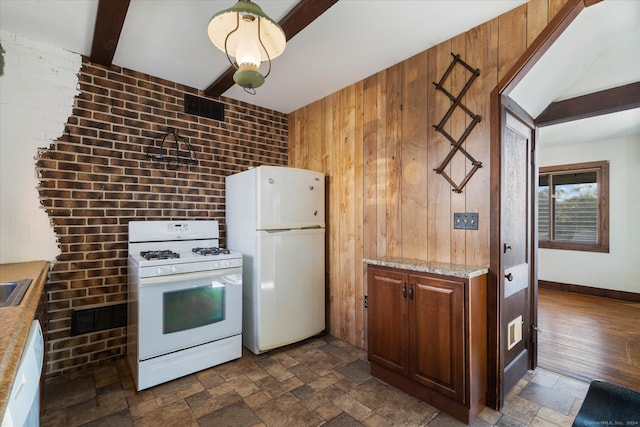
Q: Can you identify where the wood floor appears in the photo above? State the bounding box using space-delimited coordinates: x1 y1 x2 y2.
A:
538 288 640 392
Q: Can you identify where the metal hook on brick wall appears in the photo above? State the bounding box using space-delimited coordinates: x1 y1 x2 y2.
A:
146 127 198 167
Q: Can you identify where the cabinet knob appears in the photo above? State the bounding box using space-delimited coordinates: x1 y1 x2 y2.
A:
505 272 513 282
402 283 407 299
408 284 414 301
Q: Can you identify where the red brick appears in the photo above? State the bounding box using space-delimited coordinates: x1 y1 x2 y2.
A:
37 58 288 379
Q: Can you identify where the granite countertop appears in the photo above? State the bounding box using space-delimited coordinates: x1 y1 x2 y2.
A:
0 261 50 420
363 256 488 279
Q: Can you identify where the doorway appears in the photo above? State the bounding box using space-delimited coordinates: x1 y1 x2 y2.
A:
489 0 639 408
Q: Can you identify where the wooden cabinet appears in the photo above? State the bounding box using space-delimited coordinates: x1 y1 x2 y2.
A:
369 268 409 376
367 264 487 424
410 273 465 401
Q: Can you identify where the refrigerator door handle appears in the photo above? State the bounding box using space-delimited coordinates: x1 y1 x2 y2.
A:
263 226 323 233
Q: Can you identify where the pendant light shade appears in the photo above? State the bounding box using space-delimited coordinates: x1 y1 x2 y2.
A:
208 0 286 93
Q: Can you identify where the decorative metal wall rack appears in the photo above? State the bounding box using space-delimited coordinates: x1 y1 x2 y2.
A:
146 127 197 167
432 53 482 193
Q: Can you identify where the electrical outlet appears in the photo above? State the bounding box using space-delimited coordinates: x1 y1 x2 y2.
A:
453 213 479 230
364 295 368 308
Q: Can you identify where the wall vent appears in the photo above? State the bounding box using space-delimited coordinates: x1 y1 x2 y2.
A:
71 303 127 336
184 94 225 121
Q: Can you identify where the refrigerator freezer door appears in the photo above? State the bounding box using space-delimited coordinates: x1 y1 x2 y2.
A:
254 228 325 353
256 166 325 229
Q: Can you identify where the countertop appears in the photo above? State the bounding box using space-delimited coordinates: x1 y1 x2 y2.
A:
0 261 50 420
363 256 488 279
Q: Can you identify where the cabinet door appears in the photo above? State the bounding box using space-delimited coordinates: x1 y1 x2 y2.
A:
410 274 464 403
368 267 409 376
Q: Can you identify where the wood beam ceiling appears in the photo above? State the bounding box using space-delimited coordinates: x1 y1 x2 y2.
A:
535 82 640 127
203 0 339 98
88 0 335 94
90 0 130 67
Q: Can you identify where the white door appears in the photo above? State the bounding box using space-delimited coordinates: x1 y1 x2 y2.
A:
256 166 325 229
256 228 325 351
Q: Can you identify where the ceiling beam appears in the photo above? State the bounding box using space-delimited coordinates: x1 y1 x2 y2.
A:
279 0 339 40
583 0 604 7
204 0 339 98
90 0 130 67
535 82 640 127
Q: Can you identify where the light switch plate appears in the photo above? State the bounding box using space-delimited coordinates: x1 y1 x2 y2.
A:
453 213 479 230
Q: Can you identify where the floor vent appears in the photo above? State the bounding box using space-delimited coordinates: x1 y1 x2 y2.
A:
71 303 127 336
184 94 225 121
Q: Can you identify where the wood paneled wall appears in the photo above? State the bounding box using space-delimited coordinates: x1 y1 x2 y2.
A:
288 0 568 349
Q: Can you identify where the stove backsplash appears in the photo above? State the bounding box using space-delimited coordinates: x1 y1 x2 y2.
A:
35 57 288 378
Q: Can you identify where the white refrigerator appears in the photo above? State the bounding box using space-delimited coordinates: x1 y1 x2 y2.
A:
225 166 325 354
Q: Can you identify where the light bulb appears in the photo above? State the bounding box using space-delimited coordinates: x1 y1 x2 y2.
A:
235 39 261 67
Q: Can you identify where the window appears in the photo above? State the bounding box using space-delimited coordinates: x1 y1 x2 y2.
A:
538 161 609 252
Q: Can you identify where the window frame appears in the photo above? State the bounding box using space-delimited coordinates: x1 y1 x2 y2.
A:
538 160 609 253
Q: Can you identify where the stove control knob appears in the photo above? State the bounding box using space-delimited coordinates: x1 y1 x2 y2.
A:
170 266 177 274
223 261 230 267
213 262 219 269
156 267 162 275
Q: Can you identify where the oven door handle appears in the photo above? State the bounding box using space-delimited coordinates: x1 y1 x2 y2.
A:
139 268 242 287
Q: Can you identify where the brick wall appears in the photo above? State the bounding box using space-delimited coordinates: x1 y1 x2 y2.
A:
37 57 288 377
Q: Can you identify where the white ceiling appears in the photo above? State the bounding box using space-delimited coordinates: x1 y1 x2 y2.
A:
1 0 637 145
509 0 640 147
0 0 528 113
539 108 640 147
510 0 640 118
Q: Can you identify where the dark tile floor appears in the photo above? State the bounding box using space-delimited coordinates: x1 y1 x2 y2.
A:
41 335 588 426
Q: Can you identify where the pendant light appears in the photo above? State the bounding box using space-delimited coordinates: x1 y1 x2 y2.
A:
207 0 286 94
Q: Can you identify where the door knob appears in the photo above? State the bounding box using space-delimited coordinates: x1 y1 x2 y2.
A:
505 273 513 281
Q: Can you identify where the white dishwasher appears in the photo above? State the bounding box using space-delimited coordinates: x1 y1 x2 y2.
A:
2 320 44 427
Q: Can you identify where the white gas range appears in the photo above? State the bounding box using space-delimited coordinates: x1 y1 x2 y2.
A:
127 220 243 391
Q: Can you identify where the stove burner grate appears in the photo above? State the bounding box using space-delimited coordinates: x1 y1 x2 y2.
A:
140 250 180 260
192 247 231 256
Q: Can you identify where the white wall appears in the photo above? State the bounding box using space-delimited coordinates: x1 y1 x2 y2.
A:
538 132 640 294
0 31 80 264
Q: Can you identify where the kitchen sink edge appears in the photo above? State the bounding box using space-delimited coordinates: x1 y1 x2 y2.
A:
0 279 33 308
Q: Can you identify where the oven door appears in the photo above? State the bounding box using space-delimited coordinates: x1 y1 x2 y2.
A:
138 267 242 360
